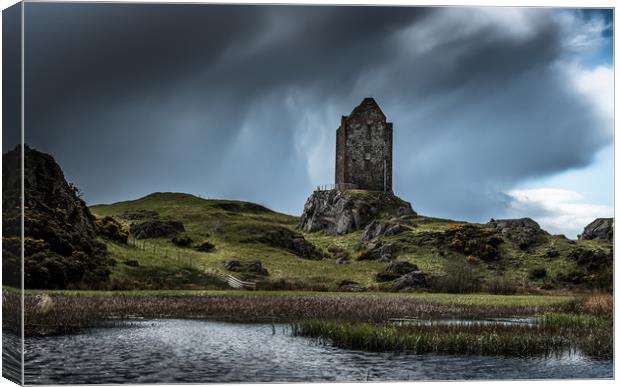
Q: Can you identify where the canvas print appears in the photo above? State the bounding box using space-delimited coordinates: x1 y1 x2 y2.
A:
1 1 615 385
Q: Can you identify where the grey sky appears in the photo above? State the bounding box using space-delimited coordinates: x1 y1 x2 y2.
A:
6 3 613 234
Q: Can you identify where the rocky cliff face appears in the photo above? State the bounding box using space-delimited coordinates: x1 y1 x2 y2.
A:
579 218 613 242
2 145 111 289
299 189 415 235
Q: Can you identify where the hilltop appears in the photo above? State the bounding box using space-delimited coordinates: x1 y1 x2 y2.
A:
90 191 612 292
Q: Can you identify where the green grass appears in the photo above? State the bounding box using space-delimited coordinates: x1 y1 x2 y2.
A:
21 288 572 306
90 193 388 289
88 191 611 291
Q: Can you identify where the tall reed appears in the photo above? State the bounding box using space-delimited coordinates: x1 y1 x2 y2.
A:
293 315 612 358
13 291 569 336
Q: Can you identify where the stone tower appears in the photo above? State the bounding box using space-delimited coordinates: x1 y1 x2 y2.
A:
335 98 393 192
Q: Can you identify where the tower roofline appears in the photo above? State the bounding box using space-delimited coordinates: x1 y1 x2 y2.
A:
348 97 386 120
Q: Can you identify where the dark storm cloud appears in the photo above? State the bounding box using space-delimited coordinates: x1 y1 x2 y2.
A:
20 4 612 220
2 3 21 151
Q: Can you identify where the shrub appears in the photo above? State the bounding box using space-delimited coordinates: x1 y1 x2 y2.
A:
545 248 560 258
568 247 612 272
466 255 478 264
23 250 111 289
327 245 350 261
444 224 502 261
356 250 372 261
171 235 193 247
528 267 547 280
94 216 129 244
2 237 22 288
428 257 482 293
124 259 140 267
486 276 518 295
195 240 215 252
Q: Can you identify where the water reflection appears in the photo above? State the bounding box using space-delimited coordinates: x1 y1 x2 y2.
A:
24 319 612 384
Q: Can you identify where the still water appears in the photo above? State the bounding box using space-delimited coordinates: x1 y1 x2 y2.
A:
23 319 612 384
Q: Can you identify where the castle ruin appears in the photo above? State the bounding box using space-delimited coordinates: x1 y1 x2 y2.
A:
335 98 393 192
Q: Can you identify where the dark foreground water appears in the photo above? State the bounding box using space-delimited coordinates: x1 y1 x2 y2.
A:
23 319 612 384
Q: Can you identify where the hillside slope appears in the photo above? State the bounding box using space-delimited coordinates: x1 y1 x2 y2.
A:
90 192 612 291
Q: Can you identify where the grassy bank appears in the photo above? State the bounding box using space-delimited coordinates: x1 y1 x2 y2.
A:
5 289 574 336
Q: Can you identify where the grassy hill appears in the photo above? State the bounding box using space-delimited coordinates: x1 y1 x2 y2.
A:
90 192 612 292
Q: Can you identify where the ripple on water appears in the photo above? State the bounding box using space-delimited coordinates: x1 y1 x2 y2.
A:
24 319 613 384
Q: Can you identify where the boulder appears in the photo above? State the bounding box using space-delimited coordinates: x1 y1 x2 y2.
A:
384 260 418 275
361 220 388 242
361 220 408 242
376 261 419 282
335 257 351 265
223 259 242 272
299 190 415 235
578 218 613 242
223 259 269 276
384 224 408 237
486 218 548 249
195 240 216 252
375 271 401 282
241 226 324 260
337 280 365 292
247 260 269 276
130 220 185 239
357 240 396 261
393 271 428 291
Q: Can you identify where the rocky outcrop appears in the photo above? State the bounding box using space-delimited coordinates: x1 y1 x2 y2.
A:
393 271 428 291
241 226 324 260
361 219 409 242
2 145 111 289
486 218 548 249
385 260 419 275
578 218 613 242
224 259 269 276
130 220 185 239
375 260 418 282
299 190 415 235
337 279 365 292
357 239 396 261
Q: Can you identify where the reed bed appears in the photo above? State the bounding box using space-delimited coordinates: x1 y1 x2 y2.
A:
569 293 613 317
5 290 570 336
292 313 612 358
